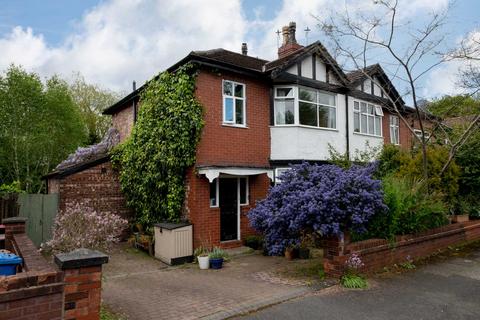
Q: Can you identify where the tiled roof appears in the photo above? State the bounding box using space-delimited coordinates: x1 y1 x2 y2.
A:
190 49 269 72
346 64 381 83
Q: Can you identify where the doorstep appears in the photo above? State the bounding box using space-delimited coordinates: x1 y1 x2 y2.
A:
224 246 255 258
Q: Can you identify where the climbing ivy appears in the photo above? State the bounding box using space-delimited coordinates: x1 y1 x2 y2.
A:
111 64 204 226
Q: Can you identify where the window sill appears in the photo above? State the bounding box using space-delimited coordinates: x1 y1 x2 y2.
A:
222 124 249 129
270 125 338 132
353 132 383 138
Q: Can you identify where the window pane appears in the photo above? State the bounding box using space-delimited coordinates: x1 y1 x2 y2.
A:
299 88 316 102
276 88 293 97
318 105 328 128
368 116 375 134
375 105 384 116
235 99 244 124
223 81 233 96
361 102 367 113
234 84 244 98
275 99 295 125
354 112 360 132
240 178 247 204
224 97 234 122
329 107 336 128
375 117 381 136
210 180 217 207
318 92 335 106
361 114 367 133
354 101 359 110
368 104 374 115
299 102 318 127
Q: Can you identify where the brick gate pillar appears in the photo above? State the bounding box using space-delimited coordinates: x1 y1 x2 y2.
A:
323 232 351 278
54 248 109 320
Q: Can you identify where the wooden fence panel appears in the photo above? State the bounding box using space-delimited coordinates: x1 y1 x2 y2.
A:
0 194 19 221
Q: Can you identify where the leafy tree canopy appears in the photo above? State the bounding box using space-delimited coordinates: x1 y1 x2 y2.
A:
0 65 87 193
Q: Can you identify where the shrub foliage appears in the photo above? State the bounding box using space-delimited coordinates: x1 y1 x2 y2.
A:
248 162 386 255
111 64 204 225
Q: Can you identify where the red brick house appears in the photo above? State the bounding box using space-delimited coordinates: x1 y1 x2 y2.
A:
46 22 425 249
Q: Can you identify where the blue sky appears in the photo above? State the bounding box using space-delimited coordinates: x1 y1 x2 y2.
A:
0 0 478 99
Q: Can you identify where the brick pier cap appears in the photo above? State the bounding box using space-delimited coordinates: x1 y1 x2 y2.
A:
54 248 109 270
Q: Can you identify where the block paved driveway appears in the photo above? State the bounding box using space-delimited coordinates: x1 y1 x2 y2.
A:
238 248 480 320
101 245 313 320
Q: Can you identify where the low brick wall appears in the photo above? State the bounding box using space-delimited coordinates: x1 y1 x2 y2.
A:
0 218 109 320
324 221 480 277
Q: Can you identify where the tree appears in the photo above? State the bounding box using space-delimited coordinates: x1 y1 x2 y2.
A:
248 162 386 255
0 65 87 192
317 0 479 181
69 73 120 144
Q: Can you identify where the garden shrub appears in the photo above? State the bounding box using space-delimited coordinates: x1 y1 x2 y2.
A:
41 202 128 254
248 162 387 255
111 64 204 226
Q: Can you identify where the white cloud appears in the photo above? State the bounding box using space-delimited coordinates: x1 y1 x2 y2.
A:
0 0 457 93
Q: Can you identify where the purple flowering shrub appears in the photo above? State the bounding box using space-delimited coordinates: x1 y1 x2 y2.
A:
248 162 386 255
41 202 128 254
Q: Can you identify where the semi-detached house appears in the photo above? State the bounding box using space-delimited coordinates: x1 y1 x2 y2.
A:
46 22 423 249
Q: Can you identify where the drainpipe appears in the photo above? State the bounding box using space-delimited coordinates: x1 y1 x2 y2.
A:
133 81 137 123
345 94 350 160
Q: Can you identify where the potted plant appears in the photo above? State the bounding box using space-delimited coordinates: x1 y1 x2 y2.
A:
209 247 227 269
194 246 210 270
284 245 298 260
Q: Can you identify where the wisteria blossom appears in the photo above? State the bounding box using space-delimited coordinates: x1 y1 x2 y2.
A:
248 162 387 255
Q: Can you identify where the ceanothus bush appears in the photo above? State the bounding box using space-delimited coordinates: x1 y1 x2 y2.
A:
248 162 386 255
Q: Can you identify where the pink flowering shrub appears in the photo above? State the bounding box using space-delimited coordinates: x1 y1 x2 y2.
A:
41 202 128 253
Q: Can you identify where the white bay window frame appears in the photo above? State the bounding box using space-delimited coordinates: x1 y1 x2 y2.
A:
273 86 337 130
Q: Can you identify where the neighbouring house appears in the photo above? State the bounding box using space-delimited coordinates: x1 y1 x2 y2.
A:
46 21 427 249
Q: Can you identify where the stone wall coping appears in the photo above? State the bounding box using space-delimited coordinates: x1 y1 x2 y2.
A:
54 248 108 270
2 217 27 224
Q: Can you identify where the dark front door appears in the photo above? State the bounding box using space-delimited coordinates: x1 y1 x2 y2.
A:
220 178 238 241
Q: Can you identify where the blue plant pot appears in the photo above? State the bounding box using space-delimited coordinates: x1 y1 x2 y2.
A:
209 258 224 269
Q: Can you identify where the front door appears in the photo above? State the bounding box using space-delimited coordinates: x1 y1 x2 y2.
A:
220 178 238 241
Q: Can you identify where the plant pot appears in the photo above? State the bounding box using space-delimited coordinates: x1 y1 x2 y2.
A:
198 255 210 270
285 247 298 260
298 247 310 259
452 214 469 223
210 258 224 269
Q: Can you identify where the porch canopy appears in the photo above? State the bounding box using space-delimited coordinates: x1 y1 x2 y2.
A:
198 166 274 183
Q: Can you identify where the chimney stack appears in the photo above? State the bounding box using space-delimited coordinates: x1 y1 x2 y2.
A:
241 42 248 55
278 21 303 59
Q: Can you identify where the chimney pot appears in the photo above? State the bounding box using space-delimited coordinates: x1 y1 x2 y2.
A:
133 81 136 91
241 43 248 55
277 21 303 59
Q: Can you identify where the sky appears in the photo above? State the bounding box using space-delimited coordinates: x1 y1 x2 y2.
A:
0 0 478 101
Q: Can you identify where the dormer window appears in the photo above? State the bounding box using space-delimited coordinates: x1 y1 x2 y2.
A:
223 80 246 126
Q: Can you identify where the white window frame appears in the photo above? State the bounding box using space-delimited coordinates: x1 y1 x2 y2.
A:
274 167 291 184
353 100 383 137
222 80 246 127
209 177 248 208
209 178 219 208
239 177 249 206
389 115 400 145
414 129 430 140
273 86 337 130
274 86 296 126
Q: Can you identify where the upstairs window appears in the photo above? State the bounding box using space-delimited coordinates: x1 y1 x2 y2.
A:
353 101 383 136
274 87 295 125
390 115 400 145
223 80 246 126
298 88 336 129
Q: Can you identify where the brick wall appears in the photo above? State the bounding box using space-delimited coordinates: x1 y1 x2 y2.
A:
56 161 131 219
184 168 270 249
111 104 134 143
194 69 271 168
323 221 480 277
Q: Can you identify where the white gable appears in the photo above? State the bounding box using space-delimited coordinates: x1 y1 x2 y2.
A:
315 57 327 82
301 55 313 78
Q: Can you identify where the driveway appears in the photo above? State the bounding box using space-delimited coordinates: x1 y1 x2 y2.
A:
102 245 316 320
238 248 480 320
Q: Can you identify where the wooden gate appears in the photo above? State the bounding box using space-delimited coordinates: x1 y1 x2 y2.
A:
17 194 59 247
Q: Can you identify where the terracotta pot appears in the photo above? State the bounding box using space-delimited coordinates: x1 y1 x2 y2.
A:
452 214 469 223
285 247 298 260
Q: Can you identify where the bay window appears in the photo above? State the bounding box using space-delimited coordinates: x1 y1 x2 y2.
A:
274 86 337 129
223 80 245 126
353 101 383 136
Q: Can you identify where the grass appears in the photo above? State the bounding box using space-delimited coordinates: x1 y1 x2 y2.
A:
340 274 368 289
100 305 126 320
